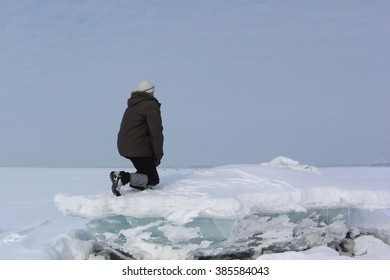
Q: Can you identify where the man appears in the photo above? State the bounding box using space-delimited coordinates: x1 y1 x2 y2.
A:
110 80 164 196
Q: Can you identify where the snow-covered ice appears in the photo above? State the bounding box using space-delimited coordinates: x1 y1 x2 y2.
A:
1 157 390 260
260 156 321 174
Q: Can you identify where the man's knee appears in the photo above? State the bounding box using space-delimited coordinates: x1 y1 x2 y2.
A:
148 174 159 186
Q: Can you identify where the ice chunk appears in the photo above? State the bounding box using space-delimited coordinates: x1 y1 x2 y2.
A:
67 208 355 259
261 156 320 174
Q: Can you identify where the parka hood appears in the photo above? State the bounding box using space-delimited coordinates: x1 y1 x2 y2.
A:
128 91 160 107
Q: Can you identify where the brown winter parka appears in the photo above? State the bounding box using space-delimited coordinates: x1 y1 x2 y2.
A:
117 91 164 162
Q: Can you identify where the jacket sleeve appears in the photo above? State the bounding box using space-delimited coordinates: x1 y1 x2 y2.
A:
146 102 164 160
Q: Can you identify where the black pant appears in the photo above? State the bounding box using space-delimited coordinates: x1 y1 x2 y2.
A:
126 157 160 186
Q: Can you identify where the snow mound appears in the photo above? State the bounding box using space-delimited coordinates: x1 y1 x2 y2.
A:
52 165 390 259
55 164 390 223
261 156 320 174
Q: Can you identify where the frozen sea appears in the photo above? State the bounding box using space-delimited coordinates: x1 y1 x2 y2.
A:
1 157 390 260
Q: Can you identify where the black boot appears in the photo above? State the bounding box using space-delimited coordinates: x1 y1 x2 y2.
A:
110 171 124 196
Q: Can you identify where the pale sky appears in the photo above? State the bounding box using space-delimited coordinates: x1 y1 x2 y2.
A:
0 0 389 167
